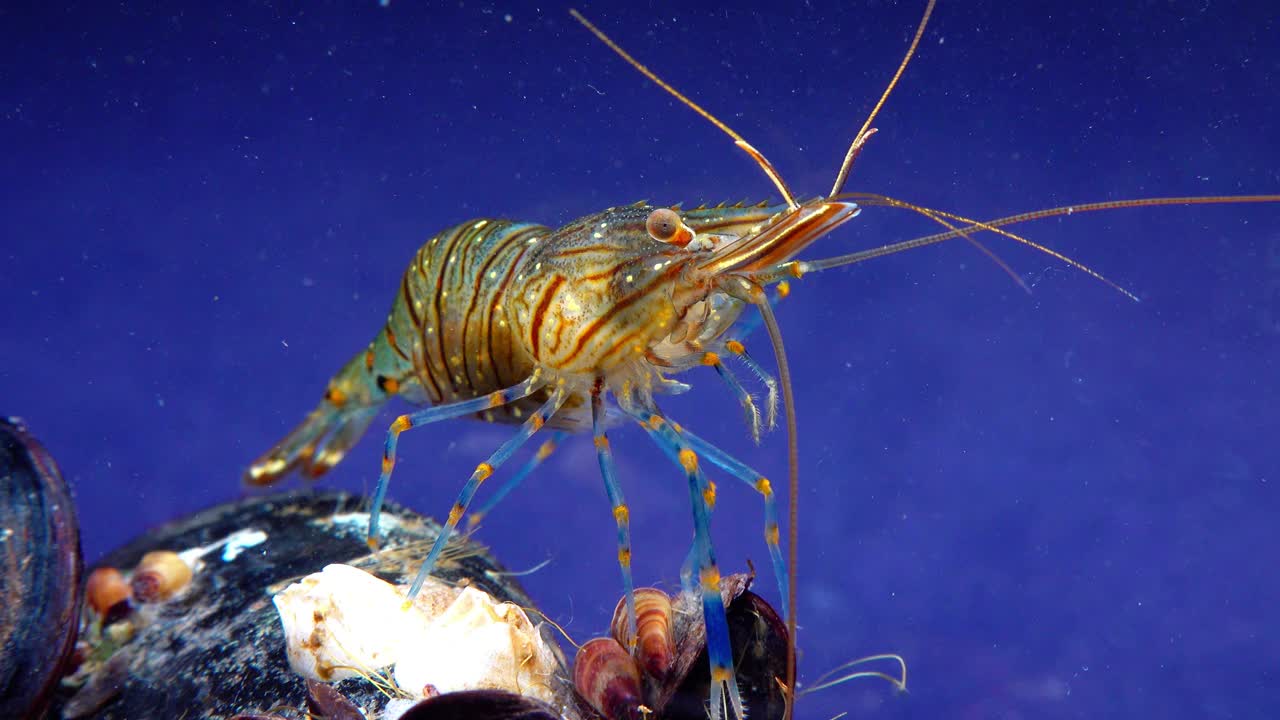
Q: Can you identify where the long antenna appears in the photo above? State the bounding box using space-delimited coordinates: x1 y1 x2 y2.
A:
569 9 799 211
788 194 1280 299
830 0 936 197
754 290 800 720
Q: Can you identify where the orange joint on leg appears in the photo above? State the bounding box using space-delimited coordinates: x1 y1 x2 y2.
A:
447 502 465 525
725 339 745 355
391 415 412 433
531 414 544 431
594 434 609 450
755 477 773 497
474 462 494 482
381 456 394 474
699 566 721 591
702 481 717 510
777 280 791 298
678 449 698 473
700 352 720 367
712 666 733 684
765 523 780 546
646 415 665 430
488 391 505 408
618 547 632 568
613 504 629 524
535 441 556 460
788 262 804 279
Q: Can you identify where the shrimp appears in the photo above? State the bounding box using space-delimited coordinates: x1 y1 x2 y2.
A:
246 2 1279 718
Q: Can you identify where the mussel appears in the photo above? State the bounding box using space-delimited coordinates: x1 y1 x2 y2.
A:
575 575 791 720
0 417 84 719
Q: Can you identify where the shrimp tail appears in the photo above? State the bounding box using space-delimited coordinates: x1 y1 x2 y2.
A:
245 350 389 486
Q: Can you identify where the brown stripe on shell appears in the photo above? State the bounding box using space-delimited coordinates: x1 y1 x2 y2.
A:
528 274 565 358
567 267 676 363
573 637 644 720
611 587 675 682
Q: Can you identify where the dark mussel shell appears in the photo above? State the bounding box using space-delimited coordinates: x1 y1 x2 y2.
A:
47 490 597 719
660 580 790 720
397 689 562 720
0 417 83 719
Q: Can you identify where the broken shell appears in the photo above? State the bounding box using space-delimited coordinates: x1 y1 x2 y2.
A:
0 417 83 720
574 637 645 720
274 562 440 682
131 550 193 602
393 585 561 704
85 566 133 617
273 563 561 704
611 587 675 681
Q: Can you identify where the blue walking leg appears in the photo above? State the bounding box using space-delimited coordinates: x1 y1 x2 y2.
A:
620 397 745 720
721 339 779 432
678 426 789 624
591 387 638 652
367 375 546 547
698 350 765 443
404 385 567 599
465 430 566 530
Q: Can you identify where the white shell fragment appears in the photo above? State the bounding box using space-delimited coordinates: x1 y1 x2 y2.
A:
394 586 560 704
273 564 559 704
274 563 437 682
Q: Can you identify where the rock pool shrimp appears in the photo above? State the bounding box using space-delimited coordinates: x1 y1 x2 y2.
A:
246 2 1278 717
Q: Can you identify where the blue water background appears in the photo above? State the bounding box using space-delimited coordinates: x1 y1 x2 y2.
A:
3 2 1278 718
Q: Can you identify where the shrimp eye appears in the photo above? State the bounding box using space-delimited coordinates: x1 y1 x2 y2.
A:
646 208 692 246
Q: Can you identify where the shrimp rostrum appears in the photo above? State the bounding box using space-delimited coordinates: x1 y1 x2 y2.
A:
246 3 1279 718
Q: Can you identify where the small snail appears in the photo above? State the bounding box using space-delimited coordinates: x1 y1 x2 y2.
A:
85 566 133 620
130 550 193 602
